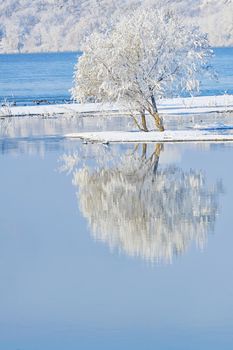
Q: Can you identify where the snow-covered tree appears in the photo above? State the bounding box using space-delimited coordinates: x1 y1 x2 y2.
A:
60 144 222 263
1 0 233 54
72 6 213 131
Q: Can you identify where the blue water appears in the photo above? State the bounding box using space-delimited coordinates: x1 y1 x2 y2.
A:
1 139 233 349
201 47 233 96
0 48 232 106
0 47 233 349
0 52 81 105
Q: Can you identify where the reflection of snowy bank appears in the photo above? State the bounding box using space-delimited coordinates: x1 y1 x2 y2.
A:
61 145 223 263
0 137 82 157
0 114 133 139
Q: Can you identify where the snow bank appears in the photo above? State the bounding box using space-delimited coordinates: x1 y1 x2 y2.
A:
66 130 233 143
2 94 233 117
1 103 120 117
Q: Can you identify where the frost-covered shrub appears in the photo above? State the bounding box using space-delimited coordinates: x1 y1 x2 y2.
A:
72 6 213 131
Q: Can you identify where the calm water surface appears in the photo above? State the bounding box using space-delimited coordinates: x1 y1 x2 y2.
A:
0 47 233 105
0 52 81 105
0 47 233 349
0 134 233 349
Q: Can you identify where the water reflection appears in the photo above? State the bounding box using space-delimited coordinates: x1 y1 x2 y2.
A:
1 111 233 141
0 114 134 139
0 116 12 137
60 144 223 263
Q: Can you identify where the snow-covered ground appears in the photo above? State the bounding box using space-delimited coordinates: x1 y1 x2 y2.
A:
66 130 233 143
64 95 233 143
1 94 233 143
0 102 120 117
2 95 233 117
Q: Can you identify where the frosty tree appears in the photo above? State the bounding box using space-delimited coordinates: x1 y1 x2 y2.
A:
72 6 213 131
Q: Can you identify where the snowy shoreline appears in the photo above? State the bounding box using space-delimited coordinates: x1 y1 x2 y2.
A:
2 94 233 144
1 94 233 118
65 130 233 144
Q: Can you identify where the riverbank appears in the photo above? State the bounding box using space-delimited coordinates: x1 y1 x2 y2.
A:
1 94 233 118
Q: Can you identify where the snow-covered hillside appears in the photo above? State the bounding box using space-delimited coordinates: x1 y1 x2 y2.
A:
0 0 232 54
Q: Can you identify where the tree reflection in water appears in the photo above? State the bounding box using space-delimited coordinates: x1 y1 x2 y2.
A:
60 143 222 263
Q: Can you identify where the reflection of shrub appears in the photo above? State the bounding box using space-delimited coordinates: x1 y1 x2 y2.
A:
71 148 222 263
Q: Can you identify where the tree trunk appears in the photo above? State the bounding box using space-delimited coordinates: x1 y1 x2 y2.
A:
151 94 158 113
150 95 164 132
131 114 144 131
141 112 148 132
153 112 164 131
